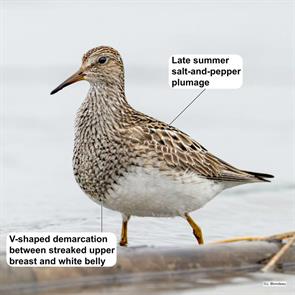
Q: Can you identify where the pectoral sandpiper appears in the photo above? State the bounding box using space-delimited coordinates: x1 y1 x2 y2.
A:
50 46 273 246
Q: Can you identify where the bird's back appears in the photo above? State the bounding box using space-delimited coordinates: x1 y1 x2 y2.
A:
123 109 274 185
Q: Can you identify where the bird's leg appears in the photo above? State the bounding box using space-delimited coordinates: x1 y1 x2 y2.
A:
184 213 204 245
119 214 130 246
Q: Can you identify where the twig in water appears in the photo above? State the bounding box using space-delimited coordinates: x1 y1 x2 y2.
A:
212 231 295 244
261 235 295 272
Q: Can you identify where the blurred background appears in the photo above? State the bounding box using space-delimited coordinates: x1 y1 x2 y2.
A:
1 0 294 253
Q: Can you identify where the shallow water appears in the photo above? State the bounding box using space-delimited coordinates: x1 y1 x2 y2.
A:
1 68 294 246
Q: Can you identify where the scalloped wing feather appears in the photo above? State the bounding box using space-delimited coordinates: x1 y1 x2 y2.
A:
125 118 261 183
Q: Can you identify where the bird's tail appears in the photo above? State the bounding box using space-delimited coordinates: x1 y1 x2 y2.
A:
242 170 274 182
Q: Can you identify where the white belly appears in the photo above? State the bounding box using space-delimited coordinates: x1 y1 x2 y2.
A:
94 167 226 217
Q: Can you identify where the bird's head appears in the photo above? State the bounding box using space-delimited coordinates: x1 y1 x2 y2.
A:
50 46 124 95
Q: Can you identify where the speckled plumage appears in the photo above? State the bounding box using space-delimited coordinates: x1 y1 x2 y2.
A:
51 46 273 245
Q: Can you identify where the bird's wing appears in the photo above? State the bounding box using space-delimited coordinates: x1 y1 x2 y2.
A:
124 116 267 183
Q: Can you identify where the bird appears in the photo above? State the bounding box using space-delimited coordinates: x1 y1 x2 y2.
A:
50 46 274 246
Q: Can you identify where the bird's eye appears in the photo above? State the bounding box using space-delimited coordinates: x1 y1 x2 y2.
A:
98 56 108 64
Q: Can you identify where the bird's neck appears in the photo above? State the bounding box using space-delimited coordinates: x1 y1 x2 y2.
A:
76 82 132 137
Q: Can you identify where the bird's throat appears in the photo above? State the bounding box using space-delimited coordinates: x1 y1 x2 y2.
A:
75 83 131 139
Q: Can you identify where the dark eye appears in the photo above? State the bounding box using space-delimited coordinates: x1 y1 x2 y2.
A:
98 56 107 64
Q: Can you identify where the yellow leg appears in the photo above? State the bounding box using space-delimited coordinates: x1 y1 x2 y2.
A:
119 214 130 246
184 213 204 245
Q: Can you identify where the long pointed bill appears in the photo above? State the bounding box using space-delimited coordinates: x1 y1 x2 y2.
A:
50 69 85 95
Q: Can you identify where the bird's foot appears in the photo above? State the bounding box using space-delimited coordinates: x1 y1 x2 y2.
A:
119 238 128 247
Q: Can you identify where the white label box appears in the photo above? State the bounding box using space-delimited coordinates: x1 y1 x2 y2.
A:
6 232 117 267
169 54 243 89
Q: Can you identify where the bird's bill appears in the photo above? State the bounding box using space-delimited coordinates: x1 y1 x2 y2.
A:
50 69 85 95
